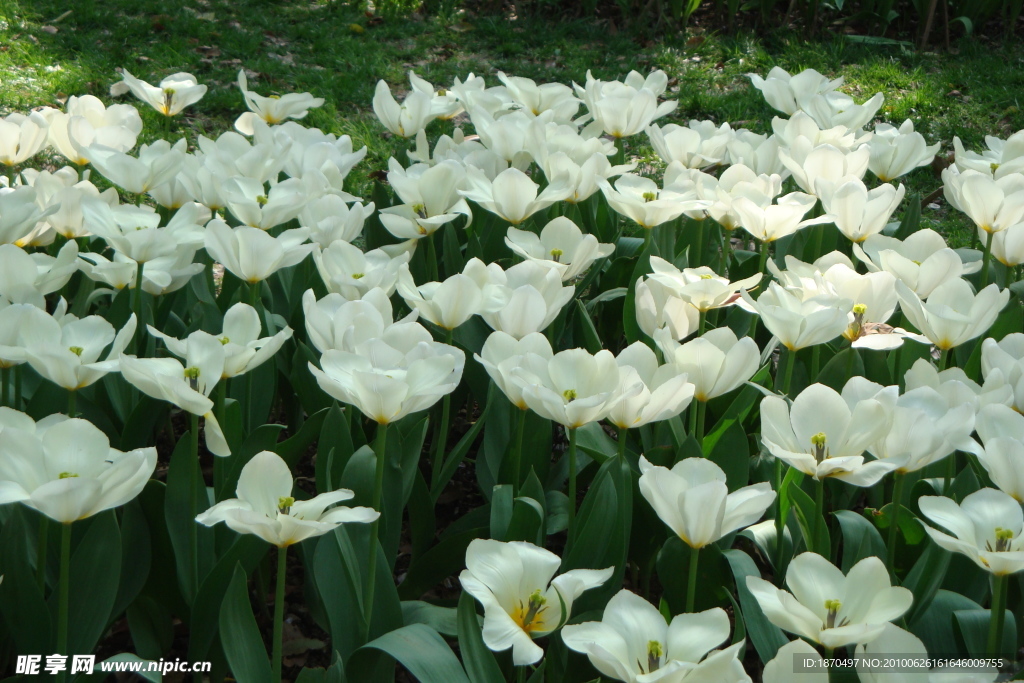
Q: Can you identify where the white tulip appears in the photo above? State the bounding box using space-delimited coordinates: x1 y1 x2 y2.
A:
396 259 506 331
206 220 313 284
919 488 1024 576
505 217 614 281
635 275 699 341
313 240 410 300
655 327 759 402
459 166 571 225
480 260 574 339
234 70 324 135
607 342 695 430
514 348 621 429
113 70 207 116
741 282 852 351
896 279 1009 351
867 120 940 182
0 112 50 167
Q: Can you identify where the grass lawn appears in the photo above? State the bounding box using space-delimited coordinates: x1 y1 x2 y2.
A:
3 0 1024 246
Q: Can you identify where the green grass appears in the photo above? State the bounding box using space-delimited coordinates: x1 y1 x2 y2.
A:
3 0 1024 246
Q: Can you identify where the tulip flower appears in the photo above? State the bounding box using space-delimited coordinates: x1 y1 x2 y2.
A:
149 303 292 380
474 331 554 411
0 305 39 373
896 279 1009 354
575 71 677 139
396 259 505 332
705 165 783 231
989 221 1024 267
234 70 324 135
982 335 1024 412
639 456 775 549
733 191 828 245
309 325 464 426
655 327 759 403
468 108 534 168
727 129 786 175
497 71 580 122
372 80 433 138
458 538 613 666
857 623 999 683
460 166 571 225
0 112 50 167
763 639 826 683
0 414 156 524
741 282 852 352
976 404 1024 449
904 359 1013 414
480 260 574 339
634 275 700 340
313 240 410 300
561 589 749 683
867 120 940 182
206 220 313 285
21 168 119 241
0 241 80 308
536 149 633 204
816 176 905 243
854 229 979 299
113 70 207 116
298 196 374 247
920 488 1024 577
197 450 376 546
953 132 1024 178
21 308 137 399
302 287 416 354
505 217 614 281
646 121 732 169
607 342 695 431
44 95 142 166
220 176 306 231
85 138 187 195
647 258 762 313
83 199 204 264
746 552 912 648
379 160 471 242
759 381 897 485
748 67 845 117
771 111 866 152
779 141 871 195
598 174 710 229
0 185 49 246
943 168 1024 282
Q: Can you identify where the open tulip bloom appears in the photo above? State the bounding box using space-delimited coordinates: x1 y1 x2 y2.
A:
746 552 913 648
234 69 324 135
459 539 613 666
561 589 749 683
919 488 1024 576
505 217 615 281
113 70 207 117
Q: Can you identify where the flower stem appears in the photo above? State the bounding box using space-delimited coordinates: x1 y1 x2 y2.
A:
190 412 200 597
37 517 48 593
757 239 770 275
721 228 733 277
810 344 821 382
67 390 76 419
938 347 949 371
133 260 145 355
980 229 994 287
813 476 825 556
987 573 1008 656
617 425 627 460
56 522 71 683
689 400 707 453
426 231 439 282
363 422 388 642
698 309 707 336
1 365 8 407
510 408 527 493
272 545 288 682
887 472 905 577
567 426 578 537
686 544 700 613
430 329 454 493
774 458 785 580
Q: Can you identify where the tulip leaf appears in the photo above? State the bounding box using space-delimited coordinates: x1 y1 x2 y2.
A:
165 428 217 604
457 592 504 683
409 470 436 560
127 595 174 661
443 222 466 276
188 534 269 662
398 527 487 601
0 507 51 655
909 589 981 658
490 485 514 540
112 499 152 618
789 481 831 557
893 192 921 240
954 608 1016 657
274 406 328 469
219 564 273 683
903 540 952 625
702 363 771 455
575 421 618 465
815 348 864 391
64 511 122 656
574 299 603 354
316 403 354 494
290 342 334 416
724 549 788 663
431 405 488 503
834 509 886 573
402 600 461 637
119 394 166 451
708 420 750 492
864 503 925 545
348 623 470 683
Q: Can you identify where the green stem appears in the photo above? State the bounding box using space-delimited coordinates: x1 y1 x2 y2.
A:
694 219 706 267
133 260 145 355
721 228 733 277
987 573 1008 656
190 412 200 597
686 544 700 613
14 364 21 410
567 427 578 537
56 522 71 683
272 545 288 682
67 390 76 419
938 347 950 371
1 365 7 407
363 422 389 642
782 346 796 396
516 666 528 683
430 329 454 492
511 408 527 493
698 309 707 336
980 229 994 287
813 477 825 556
810 345 821 382
693 400 707 453
887 472 905 577
37 517 48 593
426 231 439 282
774 458 785 580
617 425 627 460
757 239 770 275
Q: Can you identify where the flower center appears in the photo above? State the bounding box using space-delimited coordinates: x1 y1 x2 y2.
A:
256 195 269 206
219 336 230 345
642 191 657 202
352 272 364 280
412 203 427 219
847 303 867 340
59 472 79 479
646 640 664 673
699 273 715 280
989 527 1015 552
563 388 577 402
69 346 84 356
824 599 847 629
549 248 563 262
278 496 295 514
184 366 201 390
811 432 828 463
514 589 548 633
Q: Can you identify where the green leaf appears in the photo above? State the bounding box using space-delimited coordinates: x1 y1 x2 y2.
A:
815 348 864 391
348 624 470 683
909 589 980 658
724 549 788 664
164 428 214 604
954 608 1016 657
903 540 952 625
865 503 925 545
113 500 152 617
0 507 51 655
834 510 886 572
60 512 122 655
574 299 602 353
398 527 486 601
127 595 174 661
790 482 830 556
219 564 273 683
893 192 921 240
401 601 460 637
708 420 750 491
458 592 504 683
100 654 163 683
